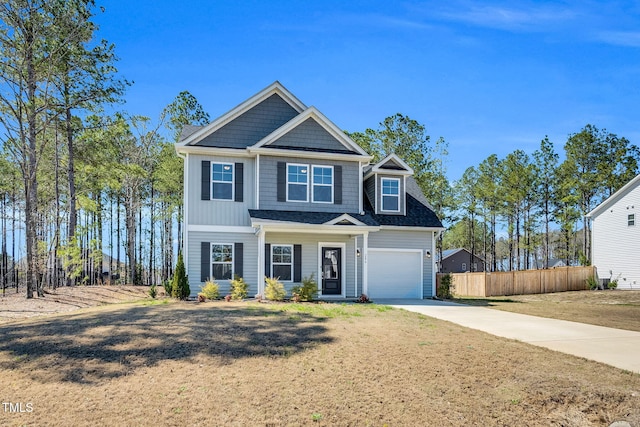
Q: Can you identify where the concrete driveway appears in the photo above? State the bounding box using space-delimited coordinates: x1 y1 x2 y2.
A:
377 298 640 374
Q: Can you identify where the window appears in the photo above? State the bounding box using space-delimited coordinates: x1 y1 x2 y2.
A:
211 244 233 280
312 166 333 203
381 178 400 212
629 214 636 226
211 163 233 200
287 164 308 202
272 245 293 281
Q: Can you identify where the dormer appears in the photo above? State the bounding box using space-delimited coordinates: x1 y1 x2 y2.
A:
363 154 413 216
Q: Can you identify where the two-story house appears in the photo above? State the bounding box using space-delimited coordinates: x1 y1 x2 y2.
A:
175 82 444 299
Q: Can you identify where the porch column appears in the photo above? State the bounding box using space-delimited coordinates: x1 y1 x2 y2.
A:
256 226 265 297
362 232 369 296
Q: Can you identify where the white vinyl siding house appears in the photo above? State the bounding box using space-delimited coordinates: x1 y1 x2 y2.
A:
176 81 443 299
587 174 640 290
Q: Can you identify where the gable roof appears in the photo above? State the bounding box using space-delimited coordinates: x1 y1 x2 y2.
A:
177 81 306 148
364 153 414 179
439 248 486 262
587 173 640 218
249 106 370 157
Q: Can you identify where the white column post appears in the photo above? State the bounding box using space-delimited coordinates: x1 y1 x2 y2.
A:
362 232 369 296
257 227 265 297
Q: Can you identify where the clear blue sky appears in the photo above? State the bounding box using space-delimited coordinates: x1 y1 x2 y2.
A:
94 1 640 181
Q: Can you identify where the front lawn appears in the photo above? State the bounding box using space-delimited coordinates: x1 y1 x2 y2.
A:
1 300 639 426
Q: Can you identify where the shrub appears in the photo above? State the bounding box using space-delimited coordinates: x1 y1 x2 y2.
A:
163 280 172 297
586 275 599 290
356 293 371 303
201 280 220 300
265 277 286 301
230 275 248 300
608 279 618 290
291 273 318 302
171 252 190 300
437 273 453 299
148 283 157 299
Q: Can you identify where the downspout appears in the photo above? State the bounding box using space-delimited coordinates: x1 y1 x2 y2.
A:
176 151 188 269
255 225 265 297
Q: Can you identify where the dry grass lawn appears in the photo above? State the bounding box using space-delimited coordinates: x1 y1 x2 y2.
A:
1 288 639 426
454 290 640 332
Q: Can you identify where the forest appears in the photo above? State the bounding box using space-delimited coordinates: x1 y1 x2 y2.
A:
1 1 638 298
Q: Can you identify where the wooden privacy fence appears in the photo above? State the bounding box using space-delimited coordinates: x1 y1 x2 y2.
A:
437 266 596 297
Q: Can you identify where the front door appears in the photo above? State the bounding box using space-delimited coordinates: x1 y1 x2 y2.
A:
321 247 342 295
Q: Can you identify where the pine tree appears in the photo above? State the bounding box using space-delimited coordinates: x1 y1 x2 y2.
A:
171 252 189 300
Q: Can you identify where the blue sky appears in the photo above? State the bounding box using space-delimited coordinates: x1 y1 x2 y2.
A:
94 1 640 181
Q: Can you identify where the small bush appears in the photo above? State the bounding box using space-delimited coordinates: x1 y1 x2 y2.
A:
608 279 618 290
265 277 286 301
163 280 172 297
586 275 599 290
291 273 318 302
171 252 190 300
437 273 453 299
148 283 157 299
356 293 371 303
230 275 248 300
201 280 220 300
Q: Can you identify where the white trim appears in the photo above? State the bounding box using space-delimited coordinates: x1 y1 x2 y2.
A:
210 162 235 201
210 243 234 281
323 213 367 226
353 236 358 297
363 153 414 180
380 177 401 213
368 248 423 299
403 175 407 216
358 161 364 213
251 106 371 157
176 145 254 157
180 152 189 266
257 227 265 296
270 244 294 282
177 81 306 147
380 225 446 232
188 225 256 233
374 173 378 214
431 231 437 298
318 242 347 298
286 163 309 202
311 165 334 204
248 147 370 162
255 153 260 209
250 221 379 234
362 233 369 296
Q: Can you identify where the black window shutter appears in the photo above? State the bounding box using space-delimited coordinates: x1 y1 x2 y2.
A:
334 165 342 205
200 242 210 282
293 244 302 282
234 163 244 202
201 161 211 200
234 242 243 278
277 162 286 202
264 243 271 278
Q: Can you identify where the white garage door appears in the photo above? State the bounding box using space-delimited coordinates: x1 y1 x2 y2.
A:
367 249 422 298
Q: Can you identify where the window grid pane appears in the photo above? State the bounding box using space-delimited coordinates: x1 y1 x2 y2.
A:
211 244 233 280
212 163 233 200
272 245 293 281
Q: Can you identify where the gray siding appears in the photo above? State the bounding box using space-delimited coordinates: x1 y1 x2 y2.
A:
365 229 434 297
196 94 298 148
268 118 353 153
188 154 255 226
364 176 375 209
259 155 360 213
187 231 259 297
376 174 406 215
441 251 485 274
267 233 357 297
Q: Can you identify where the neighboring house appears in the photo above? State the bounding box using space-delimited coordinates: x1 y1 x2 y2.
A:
175 82 444 299
534 258 566 269
438 248 485 274
587 174 640 290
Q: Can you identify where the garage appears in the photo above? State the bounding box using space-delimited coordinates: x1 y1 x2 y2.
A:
367 249 423 298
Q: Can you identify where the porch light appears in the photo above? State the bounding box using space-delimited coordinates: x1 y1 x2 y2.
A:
425 250 431 259
356 248 361 257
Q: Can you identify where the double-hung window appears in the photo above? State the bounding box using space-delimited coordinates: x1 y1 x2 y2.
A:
212 163 233 200
312 166 333 203
629 214 636 227
211 244 233 280
272 245 293 281
287 164 308 202
381 178 400 212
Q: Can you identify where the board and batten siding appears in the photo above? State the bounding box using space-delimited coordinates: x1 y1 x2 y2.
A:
187 231 259 297
195 94 299 148
259 155 360 213
364 229 434 297
591 184 640 289
188 154 255 226
266 233 357 297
